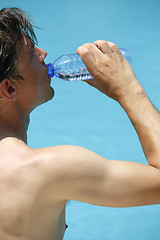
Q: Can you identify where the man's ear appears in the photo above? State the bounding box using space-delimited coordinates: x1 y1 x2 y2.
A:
0 79 17 101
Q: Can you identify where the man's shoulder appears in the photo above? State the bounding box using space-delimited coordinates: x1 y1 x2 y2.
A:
27 145 89 200
0 137 31 161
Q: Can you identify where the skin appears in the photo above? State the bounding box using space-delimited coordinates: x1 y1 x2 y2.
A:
0 38 160 240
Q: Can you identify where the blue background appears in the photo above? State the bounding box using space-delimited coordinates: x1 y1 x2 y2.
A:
0 0 160 239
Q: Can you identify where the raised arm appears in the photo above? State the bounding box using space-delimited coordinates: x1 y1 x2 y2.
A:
35 41 160 208
35 145 160 207
76 40 160 168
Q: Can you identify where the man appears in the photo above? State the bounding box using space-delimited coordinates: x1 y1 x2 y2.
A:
0 7 159 240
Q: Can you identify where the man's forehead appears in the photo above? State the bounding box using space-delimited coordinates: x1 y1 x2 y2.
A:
16 36 33 68
17 36 34 59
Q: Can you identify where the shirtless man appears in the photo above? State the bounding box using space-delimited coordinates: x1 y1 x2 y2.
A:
0 7 160 240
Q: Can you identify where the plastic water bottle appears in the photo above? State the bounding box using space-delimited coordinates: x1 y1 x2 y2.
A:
47 48 131 81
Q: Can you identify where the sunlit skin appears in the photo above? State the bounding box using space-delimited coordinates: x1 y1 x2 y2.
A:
0 39 160 240
16 38 54 113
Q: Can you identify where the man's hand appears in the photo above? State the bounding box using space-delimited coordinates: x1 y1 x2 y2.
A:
76 40 139 101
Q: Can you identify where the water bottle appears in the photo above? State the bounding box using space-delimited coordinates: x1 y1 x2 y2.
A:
47 48 131 82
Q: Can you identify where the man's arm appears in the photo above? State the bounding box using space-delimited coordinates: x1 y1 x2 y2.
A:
76 40 160 168
34 40 160 207
34 145 160 207
119 83 160 169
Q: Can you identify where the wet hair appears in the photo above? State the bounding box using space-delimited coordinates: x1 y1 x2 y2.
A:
0 7 38 83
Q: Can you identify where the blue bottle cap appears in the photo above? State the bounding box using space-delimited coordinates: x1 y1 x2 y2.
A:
46 63 54 78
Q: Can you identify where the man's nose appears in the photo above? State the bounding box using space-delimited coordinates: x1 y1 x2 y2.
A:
35 47 47 63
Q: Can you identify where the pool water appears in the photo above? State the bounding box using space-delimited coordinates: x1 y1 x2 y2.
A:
0 0 160 239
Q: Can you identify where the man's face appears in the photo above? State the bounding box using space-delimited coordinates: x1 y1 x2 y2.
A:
15 37 54 113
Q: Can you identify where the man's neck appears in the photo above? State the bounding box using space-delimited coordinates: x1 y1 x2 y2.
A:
0 129 28 144
0 113 30 144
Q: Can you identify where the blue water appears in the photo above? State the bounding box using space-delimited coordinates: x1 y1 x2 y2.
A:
0 0 160 239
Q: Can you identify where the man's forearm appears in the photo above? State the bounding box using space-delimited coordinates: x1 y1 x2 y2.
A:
118 82 160 168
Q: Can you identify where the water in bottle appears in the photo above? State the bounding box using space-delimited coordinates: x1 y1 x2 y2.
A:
47 48 131 82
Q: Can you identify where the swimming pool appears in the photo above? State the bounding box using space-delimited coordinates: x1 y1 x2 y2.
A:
0 0 160 239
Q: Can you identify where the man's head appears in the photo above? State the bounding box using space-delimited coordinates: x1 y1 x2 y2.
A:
0 8 54 114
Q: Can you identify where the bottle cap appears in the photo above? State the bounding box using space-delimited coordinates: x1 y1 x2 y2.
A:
46 63 54 78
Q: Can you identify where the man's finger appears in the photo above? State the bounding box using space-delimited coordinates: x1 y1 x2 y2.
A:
94 40 123 62
107 41 124 60
94 40 113 56
76 44 104 74
76 45 95 64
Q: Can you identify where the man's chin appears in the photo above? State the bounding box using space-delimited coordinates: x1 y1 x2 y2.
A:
38 87 55 106
44 87 55 103
29 88 55 113
49 87 55 100
51 87 55 97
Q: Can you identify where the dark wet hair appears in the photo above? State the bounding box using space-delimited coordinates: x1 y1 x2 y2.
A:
0 7 38 83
